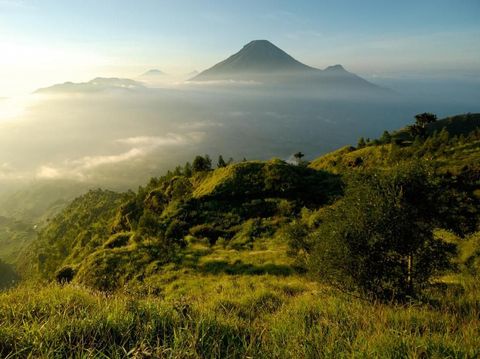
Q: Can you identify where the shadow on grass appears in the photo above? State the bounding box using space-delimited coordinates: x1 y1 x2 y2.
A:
0 260 19 290
175 246 300 277
198 260 294 276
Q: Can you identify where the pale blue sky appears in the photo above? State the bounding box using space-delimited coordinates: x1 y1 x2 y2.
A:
0 0 479 95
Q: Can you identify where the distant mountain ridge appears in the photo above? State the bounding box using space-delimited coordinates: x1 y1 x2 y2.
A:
35 78 145 94
191 40 386 94
193 40 316 80
34 40 386 94
140 69 167 77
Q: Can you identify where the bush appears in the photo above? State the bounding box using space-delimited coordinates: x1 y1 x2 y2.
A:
458 231 480 276
103 232 132 249
229 219 264 250
0 260 19 289
165 219 188 244
308 163 456 301
55 266 75 284
189 224 224 244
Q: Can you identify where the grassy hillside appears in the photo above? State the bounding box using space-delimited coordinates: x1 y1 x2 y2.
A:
1 235 479 357
394 113 480 139
18 189 129 280
310 115 480 176
0 180 93 265
0 260 18 290
0 180 92 224
19 159 340 289
1 113 479 357
0 216 36 264
428 113 480 135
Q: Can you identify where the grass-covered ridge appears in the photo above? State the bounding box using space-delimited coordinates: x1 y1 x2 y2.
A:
1 112 479 357
19 159 341 290
310 114 480 176
0 216 36 265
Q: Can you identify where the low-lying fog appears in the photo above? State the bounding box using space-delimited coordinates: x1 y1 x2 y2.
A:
0 77 478 194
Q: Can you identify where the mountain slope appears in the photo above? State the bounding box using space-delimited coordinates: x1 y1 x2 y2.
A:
20 160 340 287
191 40 386 95
310 113 480 175
3 113 480 358
19 113 480 289
141 69 166 77
0 216 36 264
193 40 316 80
35 77 145 94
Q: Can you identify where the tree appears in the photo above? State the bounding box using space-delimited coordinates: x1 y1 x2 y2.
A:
184 161 192 177
204 154 212 169
307 163 456 301
217 155 227 168
173 165 183 176
357 137 366 149
409 113 437 139
415 112 437 128
165 177 192 201
192 155 211 172
293 151 306 166
293 151 305 161
380 130 392 144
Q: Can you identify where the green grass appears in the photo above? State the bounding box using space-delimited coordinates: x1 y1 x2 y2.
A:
309 139 480 175
1 238 479 358
0 216 36 264
2 115 479 357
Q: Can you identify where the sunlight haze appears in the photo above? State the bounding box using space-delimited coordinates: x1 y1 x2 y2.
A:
1 0 479 97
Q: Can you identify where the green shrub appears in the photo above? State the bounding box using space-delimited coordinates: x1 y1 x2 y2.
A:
458 231 480 276
55 266 75 284
190 224 224 244
308 163 456 300
103 232 132 249
0 260 18 290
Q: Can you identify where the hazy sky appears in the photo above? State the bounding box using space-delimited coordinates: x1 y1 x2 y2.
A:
1 0 479 96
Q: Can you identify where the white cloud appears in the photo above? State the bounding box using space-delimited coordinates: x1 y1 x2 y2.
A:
186 79 261 86
36 165 61 179
116 134 187 147
34 132 206 180
0 162 25 180
76 148 145 169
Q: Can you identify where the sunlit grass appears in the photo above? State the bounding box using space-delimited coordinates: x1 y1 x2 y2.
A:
1 238 479 358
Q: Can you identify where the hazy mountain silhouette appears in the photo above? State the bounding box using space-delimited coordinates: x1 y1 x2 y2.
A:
140 69 167 77
36 78 145 94
193 40 316 80
186 70 199 78
192 40 386 94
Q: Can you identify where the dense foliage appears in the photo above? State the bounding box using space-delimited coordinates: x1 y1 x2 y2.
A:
0 216 36 264
308 163 457 300
0 112 479 357
0 259 18 290
18 189 128 280
12 113 479 298
20 159 340 290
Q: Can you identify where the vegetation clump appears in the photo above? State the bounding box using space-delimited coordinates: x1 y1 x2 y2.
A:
3 113 479 357
308 163 457 300
55 266 75 284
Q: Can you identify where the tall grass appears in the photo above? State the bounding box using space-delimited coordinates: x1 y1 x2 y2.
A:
1 274 478 358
